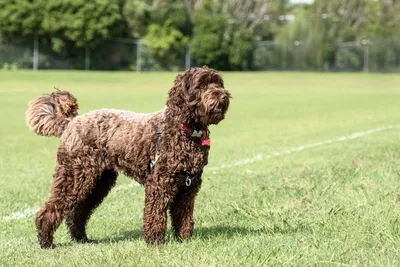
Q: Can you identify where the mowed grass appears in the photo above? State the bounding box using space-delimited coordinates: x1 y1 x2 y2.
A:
1 71 400 266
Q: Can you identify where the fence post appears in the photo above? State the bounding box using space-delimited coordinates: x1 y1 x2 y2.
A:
335 45 340 72
364 45 369 72
85 47 90 71
281 42 287 70
294 41 301 70
33 36 39 70
361 39 370 73
185 45 191 69
136 41 142 72
0 35 2 66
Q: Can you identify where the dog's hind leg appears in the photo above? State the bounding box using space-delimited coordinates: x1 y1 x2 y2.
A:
170 178 202 241
36 163 74 249
65 169 118 243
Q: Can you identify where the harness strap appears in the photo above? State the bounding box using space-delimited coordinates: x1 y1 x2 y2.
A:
150 126 203 187
155 127 162 155
150 127 162 170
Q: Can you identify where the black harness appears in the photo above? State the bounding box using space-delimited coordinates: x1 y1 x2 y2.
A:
149 127 162 171
150 127 204 187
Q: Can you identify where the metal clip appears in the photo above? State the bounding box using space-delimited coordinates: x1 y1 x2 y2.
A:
185 176 192 187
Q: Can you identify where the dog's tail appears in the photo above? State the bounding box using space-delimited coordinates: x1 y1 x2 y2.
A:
26 90 79 137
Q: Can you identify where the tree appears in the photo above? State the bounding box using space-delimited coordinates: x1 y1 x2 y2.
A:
274 0 378 69
377 0 400 36
190 3 231 70
42 0 123 49
144 21 189 70
123 0 191 38
123 0 191 69
0 0 123 51
190 0 272 70
0 0 46 37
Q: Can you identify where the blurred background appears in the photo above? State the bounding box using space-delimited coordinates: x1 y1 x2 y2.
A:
0 0 399 72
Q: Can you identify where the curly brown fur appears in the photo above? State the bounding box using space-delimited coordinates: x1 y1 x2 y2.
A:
65 169 118 243
170 176 202 241
27 66 231 248
26 90 78 137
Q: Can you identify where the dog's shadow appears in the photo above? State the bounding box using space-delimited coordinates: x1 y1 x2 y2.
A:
55 222 311 247
94 226 254 244
75 223 310 245
95 229 143 244
194 223 311 239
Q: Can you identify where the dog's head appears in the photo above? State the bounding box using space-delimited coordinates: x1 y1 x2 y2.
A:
166 66 231 126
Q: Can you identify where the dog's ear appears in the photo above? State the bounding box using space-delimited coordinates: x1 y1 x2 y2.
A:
167 72 189 111
172 68 193 94
166 71 193 122
182 74 192 93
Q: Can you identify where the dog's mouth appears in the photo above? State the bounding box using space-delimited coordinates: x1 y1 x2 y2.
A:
196 88 230 126
205 99 230 125
211 113 225 124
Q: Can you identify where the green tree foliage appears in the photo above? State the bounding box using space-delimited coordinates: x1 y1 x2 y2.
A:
377 0 400 36
191 0 269 70
144 21 188 70
275 0 379 69
42 0 123 49
123 0 190 69
123 0 190 36
0 0 122 48
1 0 400 70
190 4 230 70
0 0 46 36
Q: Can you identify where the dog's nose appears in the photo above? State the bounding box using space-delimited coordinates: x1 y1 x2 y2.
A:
221 94 228 101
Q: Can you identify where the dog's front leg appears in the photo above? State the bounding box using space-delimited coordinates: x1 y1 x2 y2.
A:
143 181 175 245
170 178 202 241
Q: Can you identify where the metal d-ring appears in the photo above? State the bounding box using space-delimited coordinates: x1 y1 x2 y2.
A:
185 176 192 187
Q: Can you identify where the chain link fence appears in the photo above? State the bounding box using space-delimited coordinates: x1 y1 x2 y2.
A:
253 38 400 72
0 36 190 71
1 35 400 72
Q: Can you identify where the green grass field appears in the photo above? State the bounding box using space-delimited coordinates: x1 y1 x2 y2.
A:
1 71 400 266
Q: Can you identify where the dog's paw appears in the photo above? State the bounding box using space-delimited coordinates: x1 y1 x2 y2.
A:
144 236 165 246
72 236 94 244
39 241 55 249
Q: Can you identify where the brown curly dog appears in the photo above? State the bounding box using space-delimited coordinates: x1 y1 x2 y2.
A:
26 66 231 248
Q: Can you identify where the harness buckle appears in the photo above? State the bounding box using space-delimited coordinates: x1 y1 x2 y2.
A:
191 130 203 138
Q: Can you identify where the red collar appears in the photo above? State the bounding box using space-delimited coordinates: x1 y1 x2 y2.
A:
181 124 210 147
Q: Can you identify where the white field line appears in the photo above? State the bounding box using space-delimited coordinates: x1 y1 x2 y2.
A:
2 207 39 222
1 183 142 222
2 124 399 223
208 124 400 171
